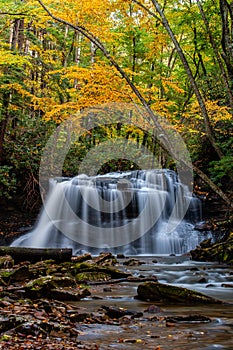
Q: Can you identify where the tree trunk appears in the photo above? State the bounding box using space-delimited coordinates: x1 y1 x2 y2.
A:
219 0 233 85
0 92 11 164
150 0 223 159
192 164 233 210
37 0 233 210
197 0 233 108
0 246 73 263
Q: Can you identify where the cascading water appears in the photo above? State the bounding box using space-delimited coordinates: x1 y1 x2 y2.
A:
11 169 208 255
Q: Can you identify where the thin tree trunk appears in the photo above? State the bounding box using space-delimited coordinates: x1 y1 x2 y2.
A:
36 0 232 210
150 0 223 159
0 92 11 164
219 0 233 84
197 0 233 108
192 164 233 209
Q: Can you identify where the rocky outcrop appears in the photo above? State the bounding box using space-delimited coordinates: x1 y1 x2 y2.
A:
190 232 233 264
137 281 223 304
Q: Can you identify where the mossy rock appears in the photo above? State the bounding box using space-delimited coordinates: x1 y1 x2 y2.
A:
75 271 111 282
26 275 77 291
0 265 31 284
73 262 131 279
191 232 233 264
24 275 91 300
48 287 91 301
137 282 223 304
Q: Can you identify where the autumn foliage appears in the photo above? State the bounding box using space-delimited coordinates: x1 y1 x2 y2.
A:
0 0 232 209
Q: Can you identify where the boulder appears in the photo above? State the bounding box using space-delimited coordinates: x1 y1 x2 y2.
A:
137 281 223 304
24 275 90 300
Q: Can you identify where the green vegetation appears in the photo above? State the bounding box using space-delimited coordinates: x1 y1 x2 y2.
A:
0 0 232 213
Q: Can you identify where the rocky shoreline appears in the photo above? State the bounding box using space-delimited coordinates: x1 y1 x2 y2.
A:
0 250 229 349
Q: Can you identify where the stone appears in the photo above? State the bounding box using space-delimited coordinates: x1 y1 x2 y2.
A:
49 288 91 301
101 305 143 319
137 281 223 304
165 314 211 324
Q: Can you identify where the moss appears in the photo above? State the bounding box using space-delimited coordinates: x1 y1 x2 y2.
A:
75 272 111 282
137 282 223 304
191 233 233 265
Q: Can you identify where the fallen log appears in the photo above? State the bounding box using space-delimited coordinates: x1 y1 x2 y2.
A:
0 246 72 263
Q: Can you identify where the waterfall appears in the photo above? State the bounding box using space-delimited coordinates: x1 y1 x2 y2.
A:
11 169 206 255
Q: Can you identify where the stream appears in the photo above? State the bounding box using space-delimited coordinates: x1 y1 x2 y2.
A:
74 256 233 349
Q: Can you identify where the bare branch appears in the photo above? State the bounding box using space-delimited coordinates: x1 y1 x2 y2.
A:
0 12 28 16
131 0 161 22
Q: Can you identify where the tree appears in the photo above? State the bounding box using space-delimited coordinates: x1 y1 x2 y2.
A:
36 0 232 209
0 0 232 210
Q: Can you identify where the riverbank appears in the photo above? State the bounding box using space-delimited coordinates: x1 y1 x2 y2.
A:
0 253 233 349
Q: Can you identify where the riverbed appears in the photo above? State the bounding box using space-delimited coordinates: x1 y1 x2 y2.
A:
74 256 233 349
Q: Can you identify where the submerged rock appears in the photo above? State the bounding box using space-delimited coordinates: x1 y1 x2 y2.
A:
137 281 223 304
165 314 211 327
101 305 143 319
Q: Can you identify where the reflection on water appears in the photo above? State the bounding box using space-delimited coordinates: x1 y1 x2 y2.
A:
75 256 233 349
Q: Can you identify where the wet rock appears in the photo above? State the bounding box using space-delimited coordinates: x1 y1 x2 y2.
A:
127 275 157 282
123 258 145 266
165 314 211 324
75 271 111 282
24 275 81 299
8 265 31 282
73 261 131 279
189 267 199 271
200 238 212 248
26 275 77 290
71 253 92 263
118 338 143 344
144 305 163 313
0 315 25 333
101 305 143 319
94 252 117 266
194 222 213 232
190 232 233 264
117 253 125 259
137 281 223 304
13 321 47 338
69 312 92 322
197 277 208 283
221 283 233 288
49 288 91 301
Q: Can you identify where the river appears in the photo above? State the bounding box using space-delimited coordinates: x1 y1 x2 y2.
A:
74 256 233 349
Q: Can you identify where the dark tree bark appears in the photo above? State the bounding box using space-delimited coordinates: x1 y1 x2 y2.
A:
197 0 233 108
219 0 233 85
149 0 223 159
0 92 11 164
0 246 73 263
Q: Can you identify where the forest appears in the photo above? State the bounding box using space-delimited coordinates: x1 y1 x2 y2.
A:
1 2 233 349
0 0 232 215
